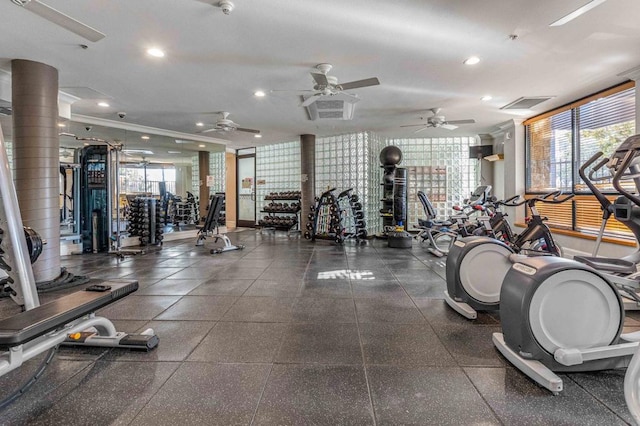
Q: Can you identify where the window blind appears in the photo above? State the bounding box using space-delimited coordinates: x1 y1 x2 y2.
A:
524 81 636 241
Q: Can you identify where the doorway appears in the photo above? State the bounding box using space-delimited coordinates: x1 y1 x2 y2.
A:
237 149 256 227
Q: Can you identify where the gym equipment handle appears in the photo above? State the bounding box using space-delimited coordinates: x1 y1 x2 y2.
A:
579 151 612 212
499 194 523 207
613 149 640 208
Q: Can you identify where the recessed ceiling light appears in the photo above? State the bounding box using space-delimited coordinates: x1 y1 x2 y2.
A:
481 95 493 101
57 123 66 127
98 102 110 107
463 56 480 65
147 48 165 58
168 150 181 154
198 144 205 148
141 135 150 140
254 134 262 138
550 0 607 26
196 122 204 127
254 90 266 97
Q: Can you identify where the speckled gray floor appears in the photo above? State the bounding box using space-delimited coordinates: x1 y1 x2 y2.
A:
0 231 638 425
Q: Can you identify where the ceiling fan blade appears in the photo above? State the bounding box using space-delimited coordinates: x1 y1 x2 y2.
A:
17 0 105 42
310 72 329 87
236 127 260 134
301 95 319 107
441 124 458 130
199 128 220 133
338 77 380 91
413 126 431 134
445 119 476 125
270 89 316 93
400 124 428 128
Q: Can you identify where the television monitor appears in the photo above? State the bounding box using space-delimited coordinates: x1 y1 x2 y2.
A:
468 145 493 159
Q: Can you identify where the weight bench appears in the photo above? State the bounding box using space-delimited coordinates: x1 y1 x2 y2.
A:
0 280 157 378
196 194 244 254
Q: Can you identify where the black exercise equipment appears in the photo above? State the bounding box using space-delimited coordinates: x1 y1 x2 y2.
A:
196 194 244 254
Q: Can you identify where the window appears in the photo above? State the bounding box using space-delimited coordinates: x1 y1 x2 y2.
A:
525 82 636 239
120 164 176 195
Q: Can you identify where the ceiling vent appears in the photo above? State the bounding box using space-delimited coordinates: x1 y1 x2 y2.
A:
304 93 358 120
500 96 554 110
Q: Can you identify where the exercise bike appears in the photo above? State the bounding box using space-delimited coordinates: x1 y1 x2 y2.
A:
444 191 572 319
492 134 640 394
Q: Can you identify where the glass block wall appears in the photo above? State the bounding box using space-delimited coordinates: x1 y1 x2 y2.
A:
191 155 199 196
315 132 382 236
209 151 226 194
256 141 301 217
386 137 479 228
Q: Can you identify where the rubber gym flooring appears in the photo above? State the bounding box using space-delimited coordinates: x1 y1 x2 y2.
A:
0 231 638 425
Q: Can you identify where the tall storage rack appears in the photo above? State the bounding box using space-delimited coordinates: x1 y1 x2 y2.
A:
258 191 301 234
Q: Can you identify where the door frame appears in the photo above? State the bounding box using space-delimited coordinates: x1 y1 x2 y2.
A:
236 152 256 228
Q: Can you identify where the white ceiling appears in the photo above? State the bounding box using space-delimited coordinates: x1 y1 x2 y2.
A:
1 0 639 161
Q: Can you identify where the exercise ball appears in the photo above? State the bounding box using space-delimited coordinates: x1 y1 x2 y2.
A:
380 146 402 166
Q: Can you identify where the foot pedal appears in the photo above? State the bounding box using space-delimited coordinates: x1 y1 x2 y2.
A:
119 334 159 351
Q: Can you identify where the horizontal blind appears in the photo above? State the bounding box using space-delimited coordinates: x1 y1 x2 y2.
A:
526 110 572 193
577 87 636 192
574 195 633 238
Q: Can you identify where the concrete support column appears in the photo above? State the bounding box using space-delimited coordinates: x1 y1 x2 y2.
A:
12 59 60 282
300 134 315 236
198 151 209 223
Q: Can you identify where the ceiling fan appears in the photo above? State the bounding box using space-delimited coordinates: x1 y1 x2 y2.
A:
199 112 260 135
401 108 476 133
11 0 105 42
274 64 380 107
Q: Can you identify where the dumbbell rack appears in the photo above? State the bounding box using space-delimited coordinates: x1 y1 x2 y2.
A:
258 191 301 234
304 188 343 244
336 189 368 245
126 197 164 247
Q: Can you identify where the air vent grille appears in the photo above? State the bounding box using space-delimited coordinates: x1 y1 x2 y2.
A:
318 111 345 119
315 100 344 110
501 96 554 110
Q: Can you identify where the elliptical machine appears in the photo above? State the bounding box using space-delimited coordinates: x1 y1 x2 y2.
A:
571 149 640 308
444 191 571 319
492 134 640 394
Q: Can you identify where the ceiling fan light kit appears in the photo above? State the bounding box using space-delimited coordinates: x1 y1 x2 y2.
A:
400 108 476 133
199 112 260 134
299 63 379 120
